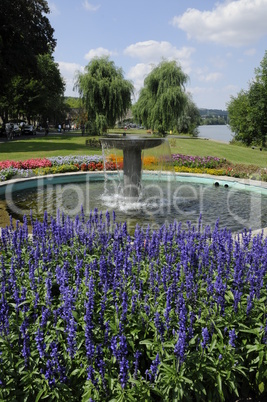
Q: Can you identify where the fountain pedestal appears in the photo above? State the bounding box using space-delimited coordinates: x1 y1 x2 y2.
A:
100 136 164 199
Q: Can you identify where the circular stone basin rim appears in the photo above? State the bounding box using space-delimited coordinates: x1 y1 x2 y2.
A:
1 171 267 236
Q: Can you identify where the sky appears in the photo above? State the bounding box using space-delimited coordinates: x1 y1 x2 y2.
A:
47 0 267 110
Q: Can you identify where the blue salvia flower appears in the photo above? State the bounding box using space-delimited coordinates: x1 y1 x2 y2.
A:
121 291 128 322
35 327 46 358
0 293 9 336
99 281 108 327
164 286 172 330
45 273 53 305
45 358 56 387
131 293 137 314
74 258 83 297
233 289 242 313
20 287 29 313
40 307 51 327
110 332 129 388
84 275 95 361
45 340 67 387
201 327 209 350
105 210 110 229
67 316 77 359
177 293 187 333
133 350 142 379
110 335 120 361
174 330 187 364
8 257 16 291
146 353 160 382
87 364 97 385
20 318 30 366
119 356 129 389
154 311 165 342
188 311 195 340
144 302 150 317
95 344 106 389
138 280 143 301
104 320 110 344
229 329 237 348
99 256 108 287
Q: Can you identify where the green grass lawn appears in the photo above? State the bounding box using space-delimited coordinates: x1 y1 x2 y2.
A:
0 131 266 168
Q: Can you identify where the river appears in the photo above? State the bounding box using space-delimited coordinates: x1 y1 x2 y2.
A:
197 125 234 143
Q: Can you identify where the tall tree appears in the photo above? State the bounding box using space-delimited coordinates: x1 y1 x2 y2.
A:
176 94 200 135
248 51 267 147
227 90 255 146
75 56 134 134
132 60 189 136
228 51 267 147
1 54 65 124
0 0 56 100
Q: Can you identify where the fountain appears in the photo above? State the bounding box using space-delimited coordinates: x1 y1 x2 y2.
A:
100 134 164 199
1 133 267 233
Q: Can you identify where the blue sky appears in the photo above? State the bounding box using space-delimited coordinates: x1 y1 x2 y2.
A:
47 0 267 110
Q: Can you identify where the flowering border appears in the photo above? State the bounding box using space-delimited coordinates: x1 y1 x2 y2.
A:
0 155 266 182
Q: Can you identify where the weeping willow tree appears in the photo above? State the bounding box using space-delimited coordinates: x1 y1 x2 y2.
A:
132 60 189 136
75 56 134 134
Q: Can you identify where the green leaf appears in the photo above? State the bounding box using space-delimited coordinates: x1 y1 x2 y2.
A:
246 344 264 353
216 373 222 395
139 339 154 346
35 388 46 402
259 382 265 394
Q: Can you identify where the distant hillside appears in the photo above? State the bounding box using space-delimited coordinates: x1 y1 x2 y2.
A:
199 108 228 118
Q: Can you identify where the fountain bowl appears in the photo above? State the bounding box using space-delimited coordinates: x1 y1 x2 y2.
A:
100 135 164 150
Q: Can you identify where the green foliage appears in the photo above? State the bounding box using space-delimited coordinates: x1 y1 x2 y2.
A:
227 51 267 147
75 56 134 135
176 95 201 135
64 97 82 109
0 0 56 99
132 60 189 136
7 54 66 123
227 90 253 146
200 116 227 125
32 164 79 176
0 1 65 125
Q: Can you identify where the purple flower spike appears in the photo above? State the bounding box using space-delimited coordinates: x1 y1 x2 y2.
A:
201 327 209 350
229 328 237 348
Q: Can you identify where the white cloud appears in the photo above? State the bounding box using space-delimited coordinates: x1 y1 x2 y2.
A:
124 41 195 100
198 72 223 83
82 1 100 12
244 48 257 56
124 40 194 68
126 63 154 99
124 40 195 78
171 0 267 47
57 62 84 96
84 47 117 61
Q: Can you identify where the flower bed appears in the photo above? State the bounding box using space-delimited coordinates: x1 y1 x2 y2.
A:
171 154 224 169
0 155 266 182
0 212 267 401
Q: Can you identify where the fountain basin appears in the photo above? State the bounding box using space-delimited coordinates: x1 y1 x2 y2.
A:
1 171 267 235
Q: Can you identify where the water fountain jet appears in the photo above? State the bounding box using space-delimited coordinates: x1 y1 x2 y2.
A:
100 135 164 199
